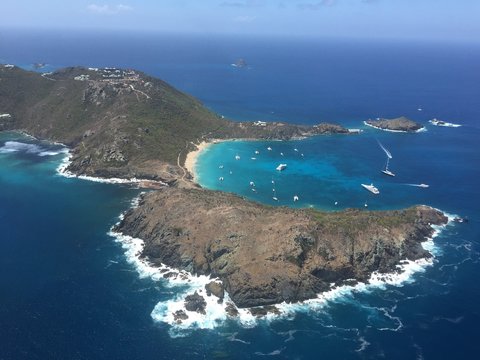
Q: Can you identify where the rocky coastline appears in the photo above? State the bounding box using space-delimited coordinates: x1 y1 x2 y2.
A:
114 187 448 312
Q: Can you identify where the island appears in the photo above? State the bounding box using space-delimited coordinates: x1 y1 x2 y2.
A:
232 58 247 68
0 64 448 318
364 116 424 132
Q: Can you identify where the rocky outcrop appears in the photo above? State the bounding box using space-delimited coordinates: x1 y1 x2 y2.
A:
114 187 447 308
365 116 424 132
184 291 207 314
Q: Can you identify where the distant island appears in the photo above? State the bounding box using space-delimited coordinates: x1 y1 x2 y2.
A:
32 62 47 70
232 58 247 68
364 116 424 132
0 64 447 318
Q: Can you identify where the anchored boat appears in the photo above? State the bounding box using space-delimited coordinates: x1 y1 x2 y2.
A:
361 183 380 195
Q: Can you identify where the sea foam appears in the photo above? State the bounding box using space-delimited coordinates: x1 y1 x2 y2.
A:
56 151 168 186
0 141 68 156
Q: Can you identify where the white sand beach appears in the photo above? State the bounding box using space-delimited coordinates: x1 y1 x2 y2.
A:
184 141 213 181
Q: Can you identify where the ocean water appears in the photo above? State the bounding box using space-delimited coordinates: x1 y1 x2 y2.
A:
1 31 480 359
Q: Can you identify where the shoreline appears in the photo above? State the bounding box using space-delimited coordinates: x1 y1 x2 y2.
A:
184 140 222 182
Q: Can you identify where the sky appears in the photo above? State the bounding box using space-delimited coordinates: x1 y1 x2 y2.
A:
1 0 479 42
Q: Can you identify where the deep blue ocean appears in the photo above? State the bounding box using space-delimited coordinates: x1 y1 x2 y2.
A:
1 30 480 359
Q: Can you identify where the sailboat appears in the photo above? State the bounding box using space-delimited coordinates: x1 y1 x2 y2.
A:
382 157 395 177
378 141 395 177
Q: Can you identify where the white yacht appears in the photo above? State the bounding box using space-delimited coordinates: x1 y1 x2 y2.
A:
276 163 287 171
361 183 380 195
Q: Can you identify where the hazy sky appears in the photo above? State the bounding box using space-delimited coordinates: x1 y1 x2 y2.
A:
2 0 479 42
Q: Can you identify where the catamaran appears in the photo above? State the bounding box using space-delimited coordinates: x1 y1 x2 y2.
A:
361 183 380 195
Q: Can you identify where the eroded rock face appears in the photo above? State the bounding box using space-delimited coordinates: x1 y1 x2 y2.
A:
205 281 225 301
114 187 448 308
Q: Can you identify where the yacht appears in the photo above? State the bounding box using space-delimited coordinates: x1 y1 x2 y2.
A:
276 163 287 171
361 183 380 195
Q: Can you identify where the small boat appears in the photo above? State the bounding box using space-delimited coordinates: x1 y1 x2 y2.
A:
249 181 255 187
361 183 380 195
219 165 224 169
255 150 260 154
280 152 284 156
219 177 224 181
334 201 338 205
364 202 368 207
378 141 395 177
293 195 299 202
418 183 429 188
251 157 257 160
272 196 278 201
276 163 287 171
251 188 257 193
453 216 468 223
301 153 304 157
267 147 272 151
381 167 395 177
294 148 298 152
235 154 240 160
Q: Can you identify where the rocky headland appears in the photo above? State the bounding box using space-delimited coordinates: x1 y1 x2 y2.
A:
365 116 424 132
115 187 447 310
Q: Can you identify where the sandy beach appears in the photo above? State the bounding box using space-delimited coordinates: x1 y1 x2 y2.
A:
184 141 213 181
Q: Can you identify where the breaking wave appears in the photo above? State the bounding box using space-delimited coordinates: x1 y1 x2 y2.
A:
0 141 68 156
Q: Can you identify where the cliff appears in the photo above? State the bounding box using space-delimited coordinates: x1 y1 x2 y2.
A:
115 187 447 308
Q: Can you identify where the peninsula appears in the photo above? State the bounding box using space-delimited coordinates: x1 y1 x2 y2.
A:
0 64 447 317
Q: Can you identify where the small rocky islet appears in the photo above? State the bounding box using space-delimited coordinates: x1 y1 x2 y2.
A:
365 116 424 132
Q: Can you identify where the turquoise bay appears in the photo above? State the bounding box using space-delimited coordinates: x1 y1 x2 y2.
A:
195 124 478 214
